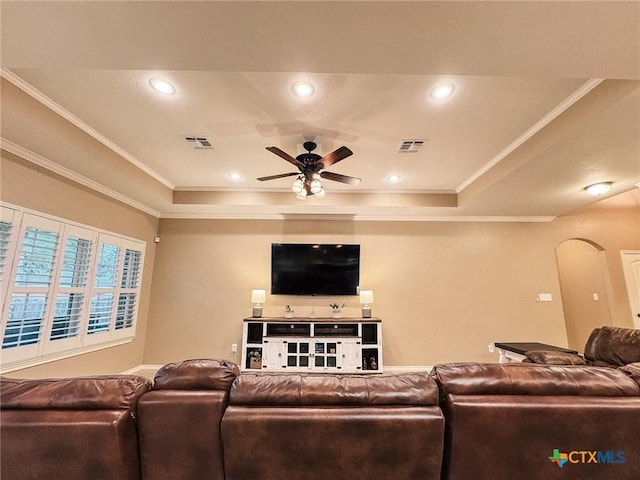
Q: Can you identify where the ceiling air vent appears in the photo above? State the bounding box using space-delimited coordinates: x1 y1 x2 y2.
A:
184 136 213 150
398 139 425 153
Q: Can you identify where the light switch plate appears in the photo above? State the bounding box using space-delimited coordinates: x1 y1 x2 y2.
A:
538 293 553 302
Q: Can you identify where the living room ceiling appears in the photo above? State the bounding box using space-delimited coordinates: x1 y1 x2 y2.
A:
1 1 639 220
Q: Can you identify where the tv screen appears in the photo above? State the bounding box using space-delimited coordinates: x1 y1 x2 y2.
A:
271 243 360 296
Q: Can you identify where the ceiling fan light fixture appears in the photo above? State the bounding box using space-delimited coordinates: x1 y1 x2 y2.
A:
291 80 315 98
149 78 176 95
296 189 308 200
584 182 613 196
310 179 323 194
292 177 305 193
430 83 455 100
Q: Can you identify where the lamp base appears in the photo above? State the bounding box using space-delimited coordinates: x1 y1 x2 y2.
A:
252 306 263 318
362 306 371 318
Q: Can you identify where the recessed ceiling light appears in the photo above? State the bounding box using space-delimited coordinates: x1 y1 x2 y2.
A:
430 83 455 100
149 78 176 95
227 172 244 181
584 182 613 196
386 174 402 183
291 81 315 98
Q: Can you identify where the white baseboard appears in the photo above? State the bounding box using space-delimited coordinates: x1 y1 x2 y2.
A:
122 364 433 375
121 364 163 375
383 365 433 373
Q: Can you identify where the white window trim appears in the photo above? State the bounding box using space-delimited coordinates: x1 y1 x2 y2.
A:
0 202 146 374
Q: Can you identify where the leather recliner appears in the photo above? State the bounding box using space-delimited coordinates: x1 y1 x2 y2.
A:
524 326 640 367
221 372 445 480
136 358 240 480
431 362 640 480
0 375 151 480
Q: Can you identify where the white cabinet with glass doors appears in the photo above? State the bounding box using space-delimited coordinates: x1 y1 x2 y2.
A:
241 318 382 374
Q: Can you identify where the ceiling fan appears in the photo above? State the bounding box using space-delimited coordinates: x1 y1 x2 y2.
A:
258 141 361 198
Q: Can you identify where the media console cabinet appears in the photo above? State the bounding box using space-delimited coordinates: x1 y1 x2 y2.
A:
241 317 383 373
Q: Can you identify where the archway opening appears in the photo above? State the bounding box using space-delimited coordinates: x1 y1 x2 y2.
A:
555 238 611 351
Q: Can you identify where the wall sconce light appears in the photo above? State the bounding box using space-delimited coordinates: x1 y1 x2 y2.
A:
251 289 266 318
360 290 374 318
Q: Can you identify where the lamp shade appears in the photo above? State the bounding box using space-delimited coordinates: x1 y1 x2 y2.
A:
251 289 266 304
359 290 374 304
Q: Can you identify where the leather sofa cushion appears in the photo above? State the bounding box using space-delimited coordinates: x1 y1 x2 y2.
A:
431 363 640 396
0 375 151 410
153 358 240 391
586 326 640 365
621 362 640 386
524 350 587 365
230 372 438 406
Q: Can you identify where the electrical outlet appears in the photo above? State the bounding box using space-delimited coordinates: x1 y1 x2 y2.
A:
537 293 553 302
488 343 495 353
232 343 238 353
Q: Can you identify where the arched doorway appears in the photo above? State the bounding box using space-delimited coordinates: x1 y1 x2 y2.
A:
555 238 612 351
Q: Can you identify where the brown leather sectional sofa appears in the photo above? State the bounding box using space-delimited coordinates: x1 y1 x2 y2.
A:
2 359 640 480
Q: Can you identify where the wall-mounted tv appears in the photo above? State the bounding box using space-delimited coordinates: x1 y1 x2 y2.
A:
271 243 360 296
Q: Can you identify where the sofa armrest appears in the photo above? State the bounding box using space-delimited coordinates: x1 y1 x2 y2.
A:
621 362 640 386
524 350 587 365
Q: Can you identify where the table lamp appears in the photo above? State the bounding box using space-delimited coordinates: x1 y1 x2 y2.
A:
359 290 373 318
251 289 266 318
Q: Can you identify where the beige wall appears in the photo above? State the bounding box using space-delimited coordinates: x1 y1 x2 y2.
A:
1 151 159 378
143 197 639 367
2 149 638 374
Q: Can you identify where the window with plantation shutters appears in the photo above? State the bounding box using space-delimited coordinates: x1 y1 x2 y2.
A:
45 226 96 355
3 218 61 356
0 204 146 373
0 206 19 305
116 248 142 330
51 235 92 341
88 239 120 336
0 222 12 276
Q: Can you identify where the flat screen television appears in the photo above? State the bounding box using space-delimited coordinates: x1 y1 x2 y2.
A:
271 243 360 296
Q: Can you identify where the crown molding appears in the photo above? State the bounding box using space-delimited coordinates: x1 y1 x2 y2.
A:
1 68 175 190
159 211 555 222
457 78 605 193
1 138 162 218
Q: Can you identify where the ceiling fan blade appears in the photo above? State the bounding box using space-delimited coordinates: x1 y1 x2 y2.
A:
319 146 353 168
320 171 361 186
266 146 304 168
257 172 300 181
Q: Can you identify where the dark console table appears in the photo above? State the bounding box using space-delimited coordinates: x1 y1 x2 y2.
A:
494 342 578 363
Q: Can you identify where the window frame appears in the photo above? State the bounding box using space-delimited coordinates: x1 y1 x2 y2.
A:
0 203 146 374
